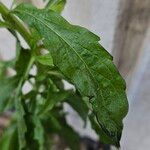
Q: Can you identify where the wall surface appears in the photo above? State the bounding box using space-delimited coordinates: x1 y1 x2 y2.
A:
0 0 150 150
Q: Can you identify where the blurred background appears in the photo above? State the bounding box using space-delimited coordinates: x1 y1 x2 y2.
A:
0 0 150 149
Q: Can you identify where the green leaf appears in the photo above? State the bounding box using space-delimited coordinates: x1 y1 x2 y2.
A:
0 77 18 113
59 123 80 150
38 90 71 116
33 116 44 150
13 4 128 145
66 93 89 123
15 48 31 76
0 123 19 150
36 53 54 67
0 61 6 80
15 98 27 150
89 113 117 146
47 114 80 150
46 0 66 13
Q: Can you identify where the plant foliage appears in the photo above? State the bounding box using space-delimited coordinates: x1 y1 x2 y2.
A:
0 1 128 149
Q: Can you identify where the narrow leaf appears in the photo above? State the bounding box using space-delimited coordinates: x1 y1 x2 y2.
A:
15 98 27 150
33 116 44 150
15 48 31 76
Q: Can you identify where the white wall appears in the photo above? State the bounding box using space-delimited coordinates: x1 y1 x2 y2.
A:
63 0 120 52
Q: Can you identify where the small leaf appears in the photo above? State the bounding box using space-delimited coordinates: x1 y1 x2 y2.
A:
89 113 117 146
38 90 71 116
46 0 66 13
33 116 44 150
0 123 19 150
15 48 31 76
36 53 54 67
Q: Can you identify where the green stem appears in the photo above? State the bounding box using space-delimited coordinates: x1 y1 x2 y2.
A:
0 2 32 47
46 0 54 9
0 2 36 96
15 56 35 97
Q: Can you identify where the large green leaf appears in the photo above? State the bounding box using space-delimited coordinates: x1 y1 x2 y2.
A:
13 4 128 145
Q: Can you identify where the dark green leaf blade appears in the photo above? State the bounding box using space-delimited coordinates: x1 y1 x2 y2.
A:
89 113 117 146
13 4 128 145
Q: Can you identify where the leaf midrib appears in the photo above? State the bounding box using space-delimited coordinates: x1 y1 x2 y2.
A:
15 10 99 89
15 9 124 125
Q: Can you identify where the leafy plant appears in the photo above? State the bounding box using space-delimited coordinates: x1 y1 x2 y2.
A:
0 1 128 149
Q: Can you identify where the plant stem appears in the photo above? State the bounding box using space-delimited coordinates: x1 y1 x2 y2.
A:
0 2 32 47
0 2 35 96
16 56 35 98
0 20 13 29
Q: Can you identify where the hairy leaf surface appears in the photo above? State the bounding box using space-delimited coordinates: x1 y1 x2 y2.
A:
13 4 128 145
